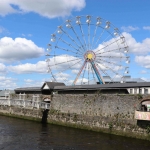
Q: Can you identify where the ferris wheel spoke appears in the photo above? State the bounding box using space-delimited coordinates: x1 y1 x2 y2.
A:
91 64 97 84
96 47 124 55
70 25 86 51
96 55 127 59
96 57 124 68
47 67 57 81
58 37 84 55
105 30 123 55
50 59 83 80
88 24 91 50
93 28 105 49
81 62 87 85
50 58 81 67
79 24 88 50
88 62 90 84
91 25 98 50
96 63 114 82
61 28 85 53
95 60 123 78
95 38 122 54
47 54 82 58
55 45 83 56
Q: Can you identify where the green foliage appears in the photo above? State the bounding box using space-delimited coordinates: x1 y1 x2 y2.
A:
137 94 143 100
73 113 78 121
26 94 29 98
109 122 113 131
84 93 87 97
146 126 150 134
10 93 16 98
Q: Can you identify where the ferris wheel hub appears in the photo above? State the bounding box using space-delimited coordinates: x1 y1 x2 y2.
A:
84 51 96 61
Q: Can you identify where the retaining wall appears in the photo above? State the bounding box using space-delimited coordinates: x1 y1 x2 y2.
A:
1 93 150 140
0 105 43 121
48 93 150 140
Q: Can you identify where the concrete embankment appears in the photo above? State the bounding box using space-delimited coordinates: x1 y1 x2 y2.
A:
0 94 150 140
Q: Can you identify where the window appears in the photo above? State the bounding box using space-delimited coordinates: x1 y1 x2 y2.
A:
144 88 148 94
139 89 142 94
134 88 137 94
130 89 133 94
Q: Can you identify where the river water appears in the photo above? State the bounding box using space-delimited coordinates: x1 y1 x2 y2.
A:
0 115 150 150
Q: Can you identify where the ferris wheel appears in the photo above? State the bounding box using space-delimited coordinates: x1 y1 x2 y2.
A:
45 15 129 85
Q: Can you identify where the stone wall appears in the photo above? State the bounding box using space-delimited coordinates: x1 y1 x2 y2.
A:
1 93 150 140
10 93 51 101
48 93 150 140
0 105 43 122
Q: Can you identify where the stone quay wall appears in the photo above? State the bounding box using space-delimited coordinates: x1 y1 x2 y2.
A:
48 93 150 140
0 105 43 122
0 93 150 140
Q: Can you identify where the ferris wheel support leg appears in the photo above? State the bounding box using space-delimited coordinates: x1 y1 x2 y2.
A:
90 61 105 84
73 61 87 85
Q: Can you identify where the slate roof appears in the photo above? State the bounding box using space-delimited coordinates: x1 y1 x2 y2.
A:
41 82 65 90
15 82 65 93
54 82 150 91
0 90 15 97
103 76 146 83
15 87 41 92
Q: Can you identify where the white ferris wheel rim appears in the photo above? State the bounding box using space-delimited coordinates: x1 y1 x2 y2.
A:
45 15 129 85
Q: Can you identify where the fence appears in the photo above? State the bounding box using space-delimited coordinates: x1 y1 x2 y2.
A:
0 99 50 110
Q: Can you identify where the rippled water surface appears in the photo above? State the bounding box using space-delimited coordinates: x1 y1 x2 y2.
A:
0 115 150 150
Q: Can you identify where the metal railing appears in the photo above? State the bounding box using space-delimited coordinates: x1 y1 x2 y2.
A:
0 99 50 110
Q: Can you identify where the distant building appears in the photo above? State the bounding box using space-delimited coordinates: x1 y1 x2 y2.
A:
100 76 146 84
15 87 42 94
14 78 150 95
0 90 15 98
54 82 150 95
15 82 65 95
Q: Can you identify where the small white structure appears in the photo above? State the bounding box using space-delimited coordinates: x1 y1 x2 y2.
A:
127 88 150 94
19 93 26 100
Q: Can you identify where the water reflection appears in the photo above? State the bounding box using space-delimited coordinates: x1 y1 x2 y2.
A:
0 115 150 150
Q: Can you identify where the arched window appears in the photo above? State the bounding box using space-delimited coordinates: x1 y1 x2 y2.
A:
140 99 150 112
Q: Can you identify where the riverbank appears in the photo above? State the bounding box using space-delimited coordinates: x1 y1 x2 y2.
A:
0 93 150 141
2 115 150 150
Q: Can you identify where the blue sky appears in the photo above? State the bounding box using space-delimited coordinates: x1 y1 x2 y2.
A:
0 0 150 89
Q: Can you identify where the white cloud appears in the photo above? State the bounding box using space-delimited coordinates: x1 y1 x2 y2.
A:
0 26 6 33
22 80 44 87
0 37 44 63
0 1 17 16
8 61 47 74
49 55 81 70
0 76 17 90
21 33 32 37
0 0 86 18
123 32 150 55
24 79 34 83
143 26 150 30
0 26 9 35
140 70 147 74
0 63 6 73
135 55 150 68
8 54 81 74
141 77 150 82
72 69 79 74
121 26 139 32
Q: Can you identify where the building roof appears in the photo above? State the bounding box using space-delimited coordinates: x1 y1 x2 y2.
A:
54 82 150 91
14 82 65 93
0 90 15 97
41 82 65 90
103 76 146 83
15 87 41 92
